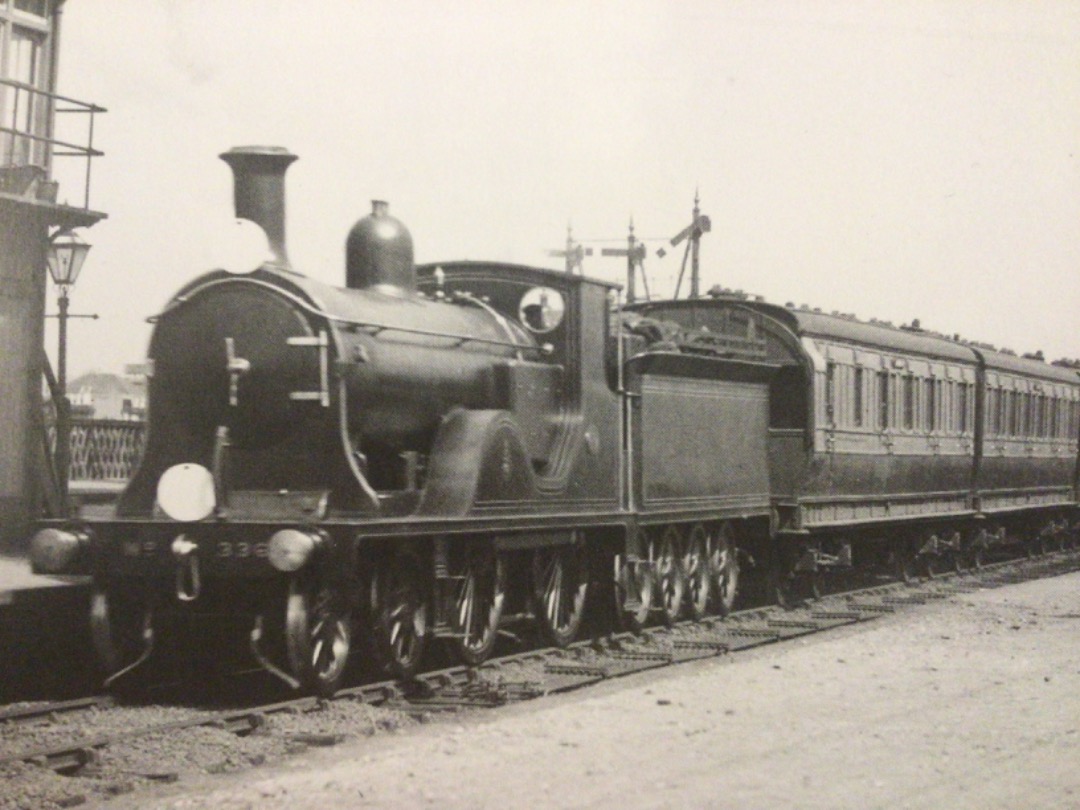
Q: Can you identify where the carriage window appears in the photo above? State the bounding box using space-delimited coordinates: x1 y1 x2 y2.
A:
518 287 565 333
902 374 915 431
853 367 864 427
878 371 889 429
958 382 969 434
928 380 937 432
825 362 836 426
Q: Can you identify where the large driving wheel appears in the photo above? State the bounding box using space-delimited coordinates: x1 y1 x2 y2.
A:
707 523 740 617
683 524 711 621
532 538 588 647
285 576 351 697
654 527 685 626
449 541 506 666
369 548 428 679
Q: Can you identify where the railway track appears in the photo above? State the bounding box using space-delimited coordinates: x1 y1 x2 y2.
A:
4 548 1079 786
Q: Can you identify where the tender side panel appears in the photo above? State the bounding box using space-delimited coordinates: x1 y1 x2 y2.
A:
639 376 770 516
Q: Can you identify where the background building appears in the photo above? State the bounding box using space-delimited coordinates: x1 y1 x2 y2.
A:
65 370 146 421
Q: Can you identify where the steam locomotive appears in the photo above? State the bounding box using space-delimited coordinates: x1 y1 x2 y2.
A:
31 146 1080 696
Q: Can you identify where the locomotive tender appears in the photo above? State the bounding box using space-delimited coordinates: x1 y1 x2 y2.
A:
31 147 1080 695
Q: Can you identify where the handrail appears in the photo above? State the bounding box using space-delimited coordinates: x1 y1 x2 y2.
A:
0 77 106 209
1 78 107 112
151 275 548 356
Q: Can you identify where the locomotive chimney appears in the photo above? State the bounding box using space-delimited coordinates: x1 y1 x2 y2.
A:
345 199 416 295
219 146 298 268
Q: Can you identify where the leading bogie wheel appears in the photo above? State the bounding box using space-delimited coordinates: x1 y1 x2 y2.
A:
285 576 352 697
531 538 589 647
708 523 740 617
683 524 711 621
369 547 429 679
449 541 506 666
653 527 686 626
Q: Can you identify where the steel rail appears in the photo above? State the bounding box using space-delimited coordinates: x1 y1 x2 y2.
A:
4 548 1078 775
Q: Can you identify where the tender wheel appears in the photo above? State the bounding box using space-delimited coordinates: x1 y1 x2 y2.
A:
90 585 152 680
369 548 428 679
532 539 589 647
616 557 653 632
653 527 685 626
683 524 711 621
449 541 506 666
707 523 740 617
918 553 939 580
285 576 352 697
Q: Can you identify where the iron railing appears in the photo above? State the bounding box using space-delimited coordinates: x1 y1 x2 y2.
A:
0 77 105 209
46 418 145 483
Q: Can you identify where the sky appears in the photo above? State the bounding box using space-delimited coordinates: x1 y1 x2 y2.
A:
47 0 1080 378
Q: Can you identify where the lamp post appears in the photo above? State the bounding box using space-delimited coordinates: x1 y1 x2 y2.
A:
46 229 91 502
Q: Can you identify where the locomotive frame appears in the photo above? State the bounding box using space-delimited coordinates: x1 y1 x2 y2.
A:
30 146 1080 695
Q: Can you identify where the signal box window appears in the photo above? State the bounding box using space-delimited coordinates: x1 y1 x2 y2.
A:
14 0 48 14
1 17 49 167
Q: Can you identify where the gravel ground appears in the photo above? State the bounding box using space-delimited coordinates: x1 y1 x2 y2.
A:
93 569 1080 810
0 702 413 809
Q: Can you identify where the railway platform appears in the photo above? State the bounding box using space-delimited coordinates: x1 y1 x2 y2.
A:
0 553 88 606
0 554 94 701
